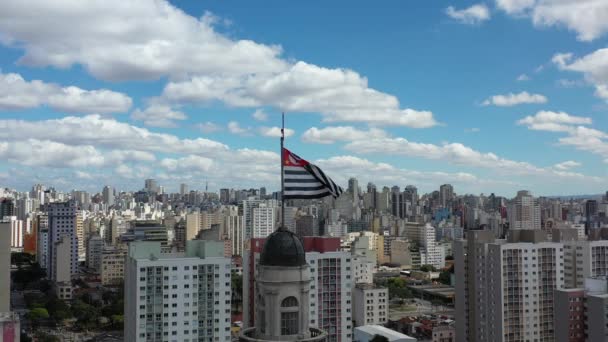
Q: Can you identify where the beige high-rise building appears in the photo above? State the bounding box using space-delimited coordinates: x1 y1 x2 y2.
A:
76 212 84 261
454 230 564 342
100 245 127 286
185 212 199 241
508 190 541 230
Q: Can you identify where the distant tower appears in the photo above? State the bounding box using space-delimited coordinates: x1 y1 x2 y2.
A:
240 229 327 341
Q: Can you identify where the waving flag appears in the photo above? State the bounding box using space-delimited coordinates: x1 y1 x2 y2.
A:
283 148 344 199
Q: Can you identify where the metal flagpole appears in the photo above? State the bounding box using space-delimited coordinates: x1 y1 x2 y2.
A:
280 112 285 230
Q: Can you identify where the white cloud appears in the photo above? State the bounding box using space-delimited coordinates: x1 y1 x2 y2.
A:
552 49 608 100
553 160 581 170
0 2 287 81
518 111 608 160
163 61 438 128
227 121 250 135
0 1 435 128
0 115 229 156
131 104 187 127
0 72 131 113
445 4 491 25
517 74 531 81
0 139 153 168
252 109 268 121
74 170 93 179
160 155 213 172
482 91 547 106
301 126 388 144
345 138 545 175
259 126 294 138
196 121 221 134
496 0 608 41
316 155 481 187
556 79 585 88
465 127 481 133
517 110 592 132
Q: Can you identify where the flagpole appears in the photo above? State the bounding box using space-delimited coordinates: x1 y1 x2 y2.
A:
280 112 285 230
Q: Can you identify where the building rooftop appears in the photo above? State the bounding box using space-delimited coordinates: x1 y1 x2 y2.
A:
355 325 416 341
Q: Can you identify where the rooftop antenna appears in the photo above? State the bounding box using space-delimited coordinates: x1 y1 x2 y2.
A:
280 111 285 230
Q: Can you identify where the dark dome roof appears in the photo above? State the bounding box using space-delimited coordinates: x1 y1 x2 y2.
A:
260 228 306 267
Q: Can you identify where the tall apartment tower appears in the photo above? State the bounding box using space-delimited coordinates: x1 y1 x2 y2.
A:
252 205 277 238
439 184 454 208
124 240 231 342
563 239 608 288
454 230 564 342
102 185 115 207
48 201 79 282
508 190 541 230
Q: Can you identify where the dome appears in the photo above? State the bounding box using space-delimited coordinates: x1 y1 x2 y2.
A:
260 228 306 267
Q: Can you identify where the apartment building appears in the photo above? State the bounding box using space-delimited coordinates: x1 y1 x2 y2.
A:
352 284 388 327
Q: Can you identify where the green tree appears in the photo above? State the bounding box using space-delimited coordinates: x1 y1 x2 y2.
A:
370 335 389 342
72 300 100 329
46 297 72 321
419 264 437 272
110 314 124 330
28 307 49 321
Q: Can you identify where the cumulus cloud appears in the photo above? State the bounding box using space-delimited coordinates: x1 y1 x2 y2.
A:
0 115 229 156
517 110 592 132
227 121 250 135
131 104 187 127
482 91 547 106
301 126 388 144
163 62 437 128
518 111 608 160
252 109 268 121
0 72 131 113
258 126 294 138
445 4 491 25
553 49 608 100
517 74 530 81
0 0 435 128
496 0 608 41
553 160 581 170
196 121 221 133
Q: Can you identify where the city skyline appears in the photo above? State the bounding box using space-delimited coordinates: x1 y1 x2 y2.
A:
1 1 608 195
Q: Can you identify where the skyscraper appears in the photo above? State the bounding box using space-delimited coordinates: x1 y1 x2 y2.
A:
144 179 159 194
454 230 564 342
179 183 188 196
439 184 454 208
391 186 401 218
48 201 79 282
507 190 541 230
348 177 359 199
102 185 114 206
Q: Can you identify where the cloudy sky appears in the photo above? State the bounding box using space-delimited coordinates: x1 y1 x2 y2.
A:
0 0 607 196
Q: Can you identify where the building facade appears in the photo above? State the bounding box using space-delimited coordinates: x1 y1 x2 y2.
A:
124 240 231 342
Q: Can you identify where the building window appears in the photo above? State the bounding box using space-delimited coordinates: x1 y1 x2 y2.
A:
281 311 298 335
281 296 298 308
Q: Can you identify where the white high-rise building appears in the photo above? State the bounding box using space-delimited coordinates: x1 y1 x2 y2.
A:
48 201 79 282
352 284 389 327
252 205 277 238
563 239 608 288
454 230 564 342
8 216 23 248
124 240 231 342
508 190 541 230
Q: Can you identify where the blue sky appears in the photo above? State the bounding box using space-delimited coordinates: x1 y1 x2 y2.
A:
0 0 607 196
